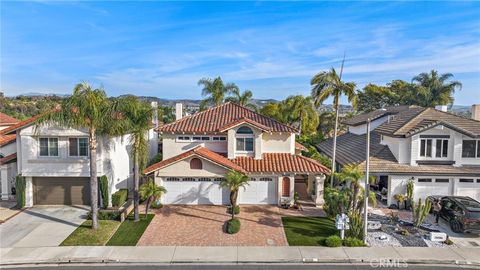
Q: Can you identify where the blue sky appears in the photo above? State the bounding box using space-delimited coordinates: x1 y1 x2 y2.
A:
1 1 479 105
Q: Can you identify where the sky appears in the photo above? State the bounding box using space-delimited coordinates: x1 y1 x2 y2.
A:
1 1 479 105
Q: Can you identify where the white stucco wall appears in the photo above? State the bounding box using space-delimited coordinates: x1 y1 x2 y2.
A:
162 134 228 160
262 132 295 154
154 156 229 179
382 136 410 164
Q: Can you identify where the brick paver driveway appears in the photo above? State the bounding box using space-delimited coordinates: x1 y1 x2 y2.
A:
138 205 288 246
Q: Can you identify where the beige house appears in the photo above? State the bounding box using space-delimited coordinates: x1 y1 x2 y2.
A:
144 102 329 206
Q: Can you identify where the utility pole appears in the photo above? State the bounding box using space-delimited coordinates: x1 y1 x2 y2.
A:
363 118 371 244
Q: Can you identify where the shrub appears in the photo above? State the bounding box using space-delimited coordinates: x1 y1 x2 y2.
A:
99 175 109 209
325 235 342 247
398 228 410 236
15 176 26 208
226 218 241 234
151 200 163 209
148 154 162 166
87 210 121 220
112 189 128 207
444 238 454 245
227 205 240 215
343 237 366 247
346 212 364 240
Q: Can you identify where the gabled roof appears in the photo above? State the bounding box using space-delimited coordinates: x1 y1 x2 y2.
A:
0 112 19 127
343 106 420 126
0 113 44 135
232 153 330 174
0 153 17 165
157 102 298 134
144 146 247 174
375 107 480 138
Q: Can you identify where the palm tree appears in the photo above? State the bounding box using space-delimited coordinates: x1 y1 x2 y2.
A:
282 95 318 136
311 67 357 187
117 95 152 222
139 179 167 216
219 170 250 219
36 82 125 230
412 70 462 107
198 77 239 109
335 165 377 215
226 88 257 110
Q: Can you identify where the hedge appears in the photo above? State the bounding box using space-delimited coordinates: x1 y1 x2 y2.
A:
325 235 342 247
99 175 109 209
15 176 26 208
112 189 128 207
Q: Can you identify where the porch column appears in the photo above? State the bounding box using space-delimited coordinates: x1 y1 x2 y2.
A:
1 166 8 200
25 176 33 207
314 174 325 206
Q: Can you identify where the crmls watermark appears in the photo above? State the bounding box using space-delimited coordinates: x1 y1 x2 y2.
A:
370 258 408 268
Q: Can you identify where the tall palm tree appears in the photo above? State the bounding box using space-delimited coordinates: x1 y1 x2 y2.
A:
226 88 257 110
37 82 125 230
117 95 152 222
282 95 318 136
198 77 238 109
311 67 357 187
219 170 250 219
139 179 167 216
412 70 462 107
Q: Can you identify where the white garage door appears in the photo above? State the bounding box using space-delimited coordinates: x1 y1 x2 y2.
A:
456 179 480 202
162 177 229 205
239 177 277 204
414 178 451 201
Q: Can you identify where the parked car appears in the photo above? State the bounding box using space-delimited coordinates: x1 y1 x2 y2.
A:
438 196 480 234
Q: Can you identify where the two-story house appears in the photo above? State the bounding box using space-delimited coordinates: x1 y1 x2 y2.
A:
318 105 480 206
0 104 159 206
144 102 329 206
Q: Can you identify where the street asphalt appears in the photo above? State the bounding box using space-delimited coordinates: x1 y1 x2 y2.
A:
7 264 480 270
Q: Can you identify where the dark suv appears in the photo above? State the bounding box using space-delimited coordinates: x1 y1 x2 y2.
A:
438 196 480 234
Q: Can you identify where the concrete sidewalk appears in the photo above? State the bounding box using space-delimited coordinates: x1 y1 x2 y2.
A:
1 246 479 266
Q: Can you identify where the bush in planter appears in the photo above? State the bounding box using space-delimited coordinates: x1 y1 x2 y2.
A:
343 237 366 247
325 235 342 247
99 175 109 209
112 189 128 207
226 218 241 234
151 200 163 209
227 205 240 215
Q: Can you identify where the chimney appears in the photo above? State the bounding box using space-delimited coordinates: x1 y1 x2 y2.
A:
472 104 480 121
435 105 448 112
175 103 183 121
151 101 158 128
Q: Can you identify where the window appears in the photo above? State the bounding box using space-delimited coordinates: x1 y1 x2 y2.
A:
212 136 226 141
177 136 191 142
435 179 449 183
198 178 211 182
39 138 58 157
69 138 88 157
462 140 478 158
214 178 225 182
236 137 254 151
435 139 448 158
201 136 210 141
166 177 180 181
250 177 256 181
459 179 474 183
418 178 432 182
260 177 272 182
420 139 432 157
190 158 202 170
183 177 196 182
237 126 253 134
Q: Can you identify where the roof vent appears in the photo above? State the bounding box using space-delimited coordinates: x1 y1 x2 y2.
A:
435 105 448 112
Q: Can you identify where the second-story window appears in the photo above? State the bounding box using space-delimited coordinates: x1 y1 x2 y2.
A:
69 138 89 157
236 126 254 152
420 139 432 157
420 138 448 158
462 140 479 158
435 139 448 158
39 138 59 157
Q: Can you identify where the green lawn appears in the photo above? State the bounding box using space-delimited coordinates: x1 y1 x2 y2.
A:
106 214 154 246
282 217 338 246
61 220 120 246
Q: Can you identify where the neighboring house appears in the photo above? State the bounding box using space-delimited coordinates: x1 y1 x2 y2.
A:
0 112 20 200
0 104 158 206
318 105 480 206
144 102 329 206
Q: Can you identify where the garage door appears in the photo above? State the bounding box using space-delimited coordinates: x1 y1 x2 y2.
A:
414 178 451 201
162 177 229 205
456 179 480 202
239 177 277 204
33 177 90 205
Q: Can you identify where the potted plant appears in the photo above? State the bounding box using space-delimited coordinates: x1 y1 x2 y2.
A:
394 193 406 209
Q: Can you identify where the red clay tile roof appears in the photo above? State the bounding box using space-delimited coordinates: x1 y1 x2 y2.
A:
295 142 308 152
0 112 19 126
0 134 16 147
0 113 44 135
219 117 272 132
157 102 297 134
0 153 17 165
232 153 330 174
144 146 247 174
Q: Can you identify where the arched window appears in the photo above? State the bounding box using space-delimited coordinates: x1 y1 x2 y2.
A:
190 158 203 170
237 126 253 134
282 177 290 197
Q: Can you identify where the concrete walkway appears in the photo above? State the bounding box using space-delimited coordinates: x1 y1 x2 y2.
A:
1 246 479 266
